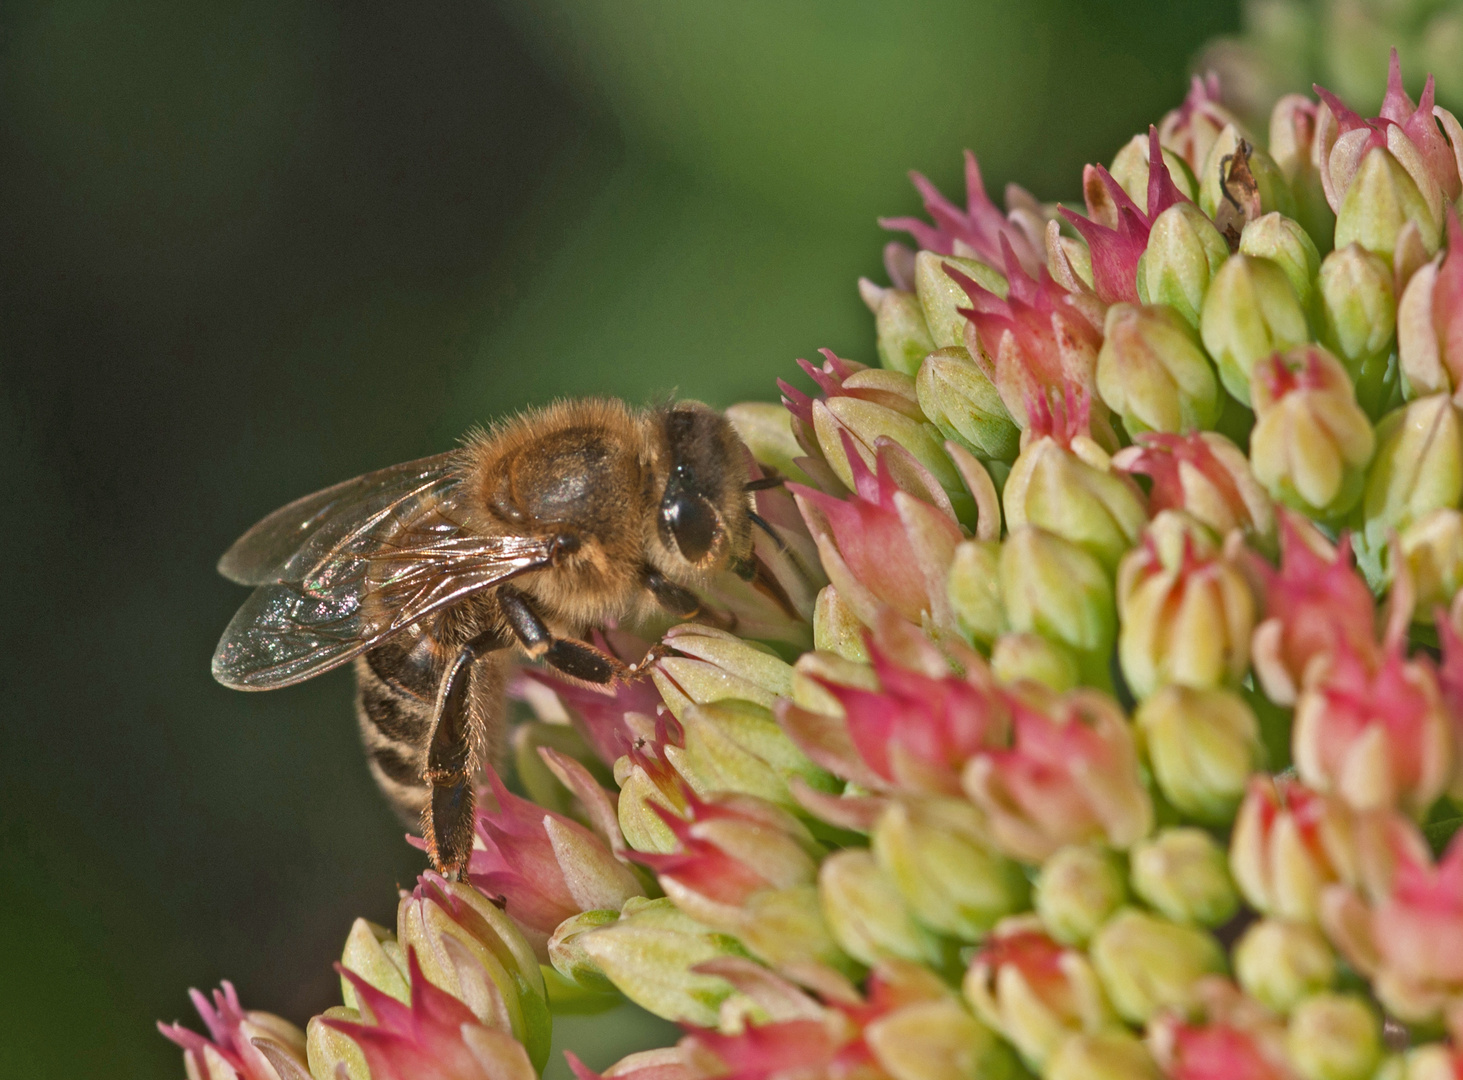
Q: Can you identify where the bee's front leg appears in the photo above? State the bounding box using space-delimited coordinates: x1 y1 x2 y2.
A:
497 586 631 685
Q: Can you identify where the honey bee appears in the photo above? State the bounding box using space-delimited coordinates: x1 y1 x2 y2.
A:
213 399 771 877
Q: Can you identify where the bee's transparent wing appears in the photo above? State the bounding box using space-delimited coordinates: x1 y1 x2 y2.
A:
217 451 463 586
213 470 554 690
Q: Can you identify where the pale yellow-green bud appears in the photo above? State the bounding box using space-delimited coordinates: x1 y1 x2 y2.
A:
1359 395 1463 584
1316 244 1396 379
652 625 792 718
1137 202 1230 328
867 283 937 376
916 346 1021 462
1200 252 1310 404
1240 212 1321 308
547 909 621 996
1233 918 1337 1015
339 918 409 1011
1335 147 1441 261
873 797 1029 941
1003 436 1148 571
1129 828 1239 928
1134 685 1263 825
812 585 869 662
915 249 1007 349
306 1008 370 1080
1399 508 1463 613
669 701 833 810
1045 1032 1163 1080
946 539 1006 649
999 527 1117 689
1096 302 1222 435
578 897 744 1027
1090 909 1226 1023
990 632 1080 693
1034 844 1128 946
865 997 1014 1080
1249 345 1375 522
819 848 944 968
1116 511 1256 699
1286 993 1382 1080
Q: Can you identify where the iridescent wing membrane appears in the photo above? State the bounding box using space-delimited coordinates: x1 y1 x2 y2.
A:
213 452 553 690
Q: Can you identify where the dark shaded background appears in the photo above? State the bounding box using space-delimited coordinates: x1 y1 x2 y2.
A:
0 2 1237 1075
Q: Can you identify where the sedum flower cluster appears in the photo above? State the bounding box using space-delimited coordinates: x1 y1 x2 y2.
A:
165 48 1463 1080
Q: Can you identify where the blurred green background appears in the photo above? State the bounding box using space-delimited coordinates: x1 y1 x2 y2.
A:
0 2 1237 1075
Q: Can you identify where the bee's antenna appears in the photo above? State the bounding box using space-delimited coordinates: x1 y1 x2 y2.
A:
748 510 789 553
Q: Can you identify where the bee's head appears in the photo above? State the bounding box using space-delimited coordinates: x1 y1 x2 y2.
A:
651 403 752 574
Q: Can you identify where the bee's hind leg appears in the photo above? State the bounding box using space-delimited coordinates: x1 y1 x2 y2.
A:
422 628 505 880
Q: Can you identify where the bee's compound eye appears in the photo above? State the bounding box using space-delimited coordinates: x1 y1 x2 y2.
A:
661 492 719 565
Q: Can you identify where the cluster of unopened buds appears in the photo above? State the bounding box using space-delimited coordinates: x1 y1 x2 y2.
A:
166 48 1463 1080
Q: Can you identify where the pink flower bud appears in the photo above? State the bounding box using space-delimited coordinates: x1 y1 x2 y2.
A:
1113 431 1275 547
1229 777 1360 924
963 686 1153 862
1147 979 1295 1080
791 435 963 634
1292 639 1451 816
159 982 309 1080
1399 207 1463 399
467 770 643 957
880 150 1045 279
323 949 536 1080
1160 74 1245 178
1250 514 1379 705
1320 820 1463 1025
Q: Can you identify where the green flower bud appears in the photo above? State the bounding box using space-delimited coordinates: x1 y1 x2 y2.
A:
307 1008 370 1080
1129 828 1239 928
1269 94 1336 254
1111 133 1197 206
1199 125 1297 223
1003 435 1148 571
1240 213 1321 308
547 909 621 997
1399 508 1463 613
1316 244 1396 380
916 346 1021 462
1034 844 1129 946
1286 994 1382 1080
729 884 850 978
339 918 409 1011
813 585 869 662
1359 395 1463 583
1137 203 1231 328
813 382 967 508
947 539 1005 649
819 848 944 968
873 796 1030 941
1233 919 1337 1015
1134 686 1263 825
726 401 808 484
1200 252 1310 405
652 626 793 718
999 527 1117 690
1090 909 1226 1024
915 249 1007 349
1045 1032 1163 1080
1096 302 1222 434
670 701 833 809
1335 147 1441 261
1250 345 1375 522
869 283 937 376
865 997 1014 1080
578 897 744 1027
990 632 1081 692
